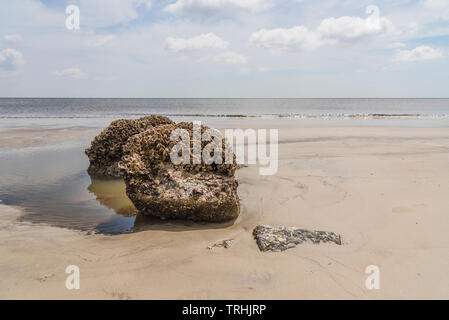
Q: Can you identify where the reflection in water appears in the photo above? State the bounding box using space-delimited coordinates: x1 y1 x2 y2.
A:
87 178 137 217
0 146 136 234
89 176 236 233
0 145 234 234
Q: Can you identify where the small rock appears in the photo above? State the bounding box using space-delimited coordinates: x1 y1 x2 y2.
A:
253 225 342 252
207 239 235 250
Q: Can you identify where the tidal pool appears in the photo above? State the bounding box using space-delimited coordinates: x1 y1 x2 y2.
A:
0 146 137 233
0 144 231 234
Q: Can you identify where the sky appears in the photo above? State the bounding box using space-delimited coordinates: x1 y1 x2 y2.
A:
0 0 448 98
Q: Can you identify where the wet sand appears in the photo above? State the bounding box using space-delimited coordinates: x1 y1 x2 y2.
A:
1 122 449 299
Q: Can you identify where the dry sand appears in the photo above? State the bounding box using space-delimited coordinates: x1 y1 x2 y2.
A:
1 122 449 299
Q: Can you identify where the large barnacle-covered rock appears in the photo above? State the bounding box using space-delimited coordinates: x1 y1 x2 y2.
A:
85 115 174 177
118 122 239 222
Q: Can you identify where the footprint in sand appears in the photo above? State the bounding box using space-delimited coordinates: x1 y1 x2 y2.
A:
275 175 347 207
37 273 55 282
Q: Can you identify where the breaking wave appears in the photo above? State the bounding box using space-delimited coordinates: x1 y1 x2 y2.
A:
1 113 449 120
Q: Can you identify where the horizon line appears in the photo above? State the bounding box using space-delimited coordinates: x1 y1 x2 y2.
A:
1 97 449 99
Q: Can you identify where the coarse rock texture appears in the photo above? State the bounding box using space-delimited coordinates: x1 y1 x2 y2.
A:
85 115 174 177
119 122 239 222
253 225 342 252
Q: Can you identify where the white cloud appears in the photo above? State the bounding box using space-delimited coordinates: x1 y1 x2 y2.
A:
386 42 407 49
393 46 443 62
165 33 229 52
54 68 88 79
79 0 152 27
317 16 394 41
4 34 22 43
250 13 395 51
0 0 61 30
84 35 117 47
199 51 248 64
249 26 327 50
424 0 449 8
0 48 24 71
164 0 274 15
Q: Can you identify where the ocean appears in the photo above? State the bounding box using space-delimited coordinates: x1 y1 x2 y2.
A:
1 98 449 130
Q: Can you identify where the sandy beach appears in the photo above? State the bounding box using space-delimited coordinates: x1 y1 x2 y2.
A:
1 121 448 299
3 0 449 305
